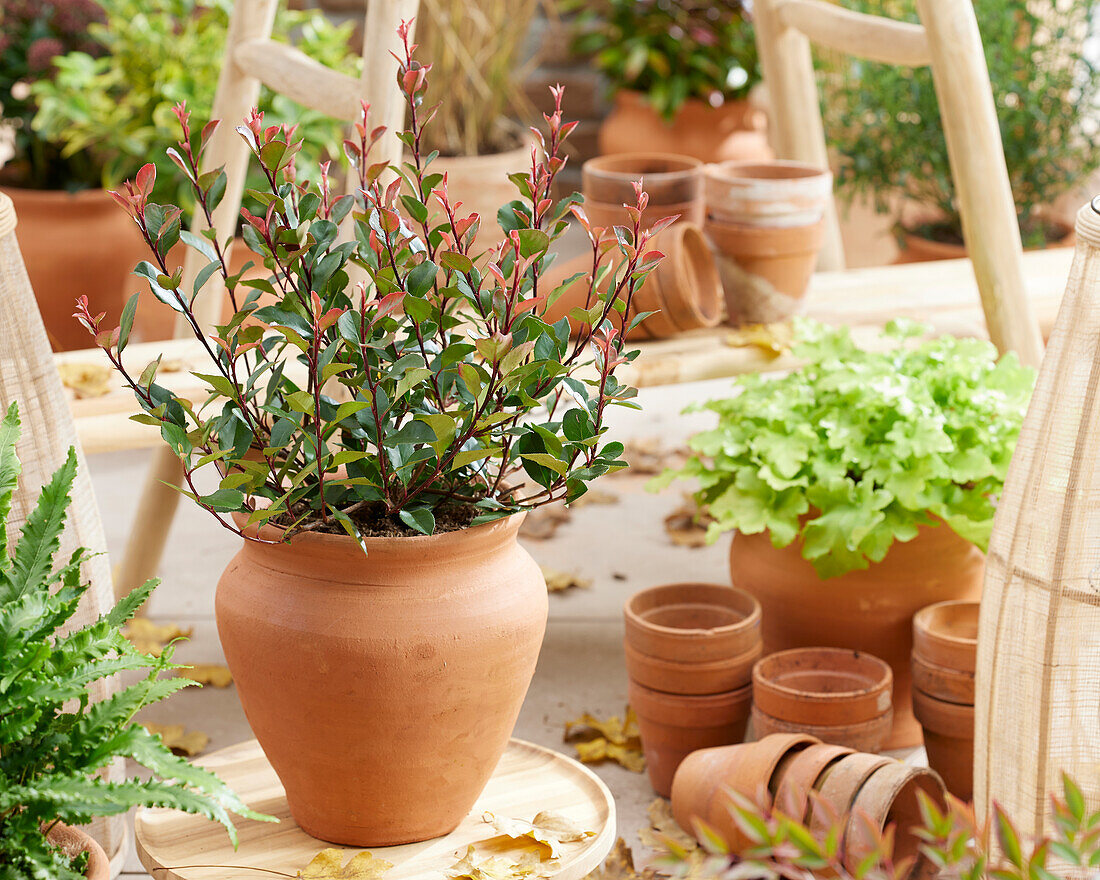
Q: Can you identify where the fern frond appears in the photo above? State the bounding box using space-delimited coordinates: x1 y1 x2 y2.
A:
0 400 22 570
103 576 158 629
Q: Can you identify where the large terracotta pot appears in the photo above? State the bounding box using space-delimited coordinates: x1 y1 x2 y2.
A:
895 215 1075 264
216 514 547 846
2 186 145 351
582 153 704 229
598 91 772 164
729 523 985 749
46 822 110 880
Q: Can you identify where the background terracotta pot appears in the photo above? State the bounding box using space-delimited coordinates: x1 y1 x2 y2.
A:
3 186 145 351
598 91 772 164
216 514 547 846
913 600 979 673
730 523 984 749
773 742 854 820
704 160 832 227
895 215 1075 264
910 654 974 704
582 153 703 227
752 647 893 726
912 684 975 801
629 678 753 797
810 752 892 836
625 640 761 695
624 582 761 663
750 705 892 754
46 822 110 880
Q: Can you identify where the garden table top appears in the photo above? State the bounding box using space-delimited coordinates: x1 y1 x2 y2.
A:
134 738 616 880
56 246 1074 453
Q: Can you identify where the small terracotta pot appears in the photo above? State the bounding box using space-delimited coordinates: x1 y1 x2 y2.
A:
811 752 893 835
624 582 762 663
773 742 854 820
912 688 975 802
845 763 946 877
625 640 762 695
752 647 893 725
706 216 825 325
751 705 893 754
910 654 975 705
704 160 832 228
541 222 722 340
583 152 702 206
913 600 979 673
598 91 772 164
730 523 985 749
217 513 547 845
45 823 110 880
629 678 754 798
671 734 819 846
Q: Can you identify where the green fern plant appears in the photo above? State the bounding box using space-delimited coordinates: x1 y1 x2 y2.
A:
0 401 273 879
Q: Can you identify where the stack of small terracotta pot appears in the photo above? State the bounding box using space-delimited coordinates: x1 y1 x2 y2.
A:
671 734 946 878
623 583 762 797
911 600 979 800
751 647 894 753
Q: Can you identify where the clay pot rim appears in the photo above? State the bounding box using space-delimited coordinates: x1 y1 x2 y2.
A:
45 822 110 880
629 677 753 712
912 687 975 729
624 582 762 641
656 223 724 329
613 89 758 113
704 160 832 192
913 601 979 652
626 638 762 674
910 653 975 690
751 704 893 737
845 763 945 871
583 153 703 203
753 647 893 704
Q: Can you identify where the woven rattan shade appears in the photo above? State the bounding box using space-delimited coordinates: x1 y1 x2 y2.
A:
0 193 128 876
975 200 1100 847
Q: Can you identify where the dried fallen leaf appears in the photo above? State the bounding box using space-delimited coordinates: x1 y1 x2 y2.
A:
57 362 112 398
564 708 645 773
142 722 209 757
725 321 794 355
521 504 572 540
176 664 233 687
568 488 619 508
638 799 698 853
575 739 646 773
154 357 188 373
583 838 665 879
663 496 716 549
123 618 193 657
298 848 392 879
542 566 591 593
615 438 685 476
531 811 597 844
447 845 540 880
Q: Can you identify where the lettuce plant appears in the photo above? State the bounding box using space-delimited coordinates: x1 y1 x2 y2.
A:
656 321 1035 578
0 402 272 880
76 25 662 544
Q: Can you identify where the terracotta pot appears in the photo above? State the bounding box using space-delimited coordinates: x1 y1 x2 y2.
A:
752 647 893 726
751 705 892 754
912 600 979 673
429 141 532 249
541 222 722 340
729 523 985 749
46 822 110 880
706 216 825 325
582 153 704 232
773 742 854 820
912 688 974 802
845 763 946 879
625 640 762 695
629 678 753 798
216 514 547 845
704 160 832 228
2 186 145 351
810 752 892 835
670 734 818 846
598 91 772 164
910 654 974 705
895 216 1075 264
624 582 762 663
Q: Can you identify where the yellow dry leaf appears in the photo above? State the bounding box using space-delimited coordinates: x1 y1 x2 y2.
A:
521 505 572 540
57 362 112 398
447 844 541 879
153 357 188 373
483 812 561 859
176 664 233 687
530 811 596 844
575 738 646 773
663 497 716 549
582 838 664 879
568 488 619 508
541 566 591 593
565 708 645 773
725 322 793 355
638 799 698 853
123 618 192 657
298 848 392 879
142 722 209 757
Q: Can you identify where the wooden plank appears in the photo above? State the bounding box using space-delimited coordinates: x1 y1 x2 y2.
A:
135 738 615 880
773 0 932 67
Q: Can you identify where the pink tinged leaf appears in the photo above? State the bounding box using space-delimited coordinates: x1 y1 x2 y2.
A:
108 189 137 218
373 290 405 321
318 308 346 333
135 163 156 199
369 125 386 148
239 208 267 236
647 215 679 237
200 119 219 149
514 296 544 315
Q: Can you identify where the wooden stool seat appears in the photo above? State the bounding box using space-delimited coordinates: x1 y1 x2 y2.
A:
135 739 617 880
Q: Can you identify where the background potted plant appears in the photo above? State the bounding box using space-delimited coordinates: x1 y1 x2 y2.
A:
821 0 1099 261
571 0 770 164
78 27 661 846
0 0 357 348
0 402 270 880
655 320 1035 748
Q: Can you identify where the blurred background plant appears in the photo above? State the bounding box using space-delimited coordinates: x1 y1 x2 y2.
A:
821 0 1100 249
26 0 358 202
0 0 106 189
415 0 545 157
569 0 759 121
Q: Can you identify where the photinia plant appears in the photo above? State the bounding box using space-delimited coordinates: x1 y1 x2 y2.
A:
76 23 667 544
654 320 1035 578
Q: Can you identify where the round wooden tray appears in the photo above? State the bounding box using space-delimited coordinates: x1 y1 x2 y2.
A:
136 738 616 879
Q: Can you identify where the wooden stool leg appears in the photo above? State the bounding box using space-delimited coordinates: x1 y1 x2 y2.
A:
113 445 184 599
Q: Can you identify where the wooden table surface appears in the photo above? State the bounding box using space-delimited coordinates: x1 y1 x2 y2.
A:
57 247 1074 454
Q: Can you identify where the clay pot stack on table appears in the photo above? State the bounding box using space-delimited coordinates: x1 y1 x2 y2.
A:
623 583 762 797
911 601 979 800
751 647 894 753
671 735 946 879
703 160 832 326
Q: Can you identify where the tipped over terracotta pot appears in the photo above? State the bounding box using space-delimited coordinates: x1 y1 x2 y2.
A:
217 513 547 845
46 822 110 880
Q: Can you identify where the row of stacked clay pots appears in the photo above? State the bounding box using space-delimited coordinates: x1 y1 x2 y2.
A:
912 600 979 800
671 735 946 880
